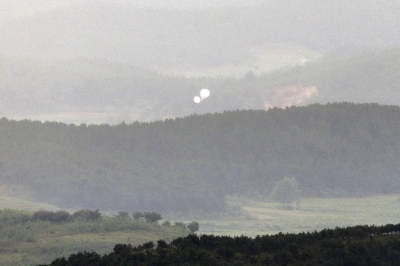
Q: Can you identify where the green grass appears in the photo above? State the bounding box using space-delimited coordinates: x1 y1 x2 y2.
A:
2 194 400 264
0 196 59 211
0 226 187 266
197 194 400 237
0 202 189 266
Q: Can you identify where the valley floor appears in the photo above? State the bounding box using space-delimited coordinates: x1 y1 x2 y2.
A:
196 194 400 237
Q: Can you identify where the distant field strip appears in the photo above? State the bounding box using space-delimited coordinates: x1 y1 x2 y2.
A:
199 195 400 236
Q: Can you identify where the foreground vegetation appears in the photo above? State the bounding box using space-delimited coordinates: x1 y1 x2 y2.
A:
1 195 399 265
40 223 400 265
0 209 189 266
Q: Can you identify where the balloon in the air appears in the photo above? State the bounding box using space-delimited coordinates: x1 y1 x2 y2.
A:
193 96 201 103
200 88 210 100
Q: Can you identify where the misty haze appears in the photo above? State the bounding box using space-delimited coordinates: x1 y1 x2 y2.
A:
1 1 400 265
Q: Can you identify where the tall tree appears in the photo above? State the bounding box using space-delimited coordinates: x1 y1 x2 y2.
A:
271 177 301 209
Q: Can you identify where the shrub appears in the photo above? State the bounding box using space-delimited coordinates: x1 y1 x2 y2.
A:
52 210 71 223
143 212 162 223
187 221 200 233
162 220 171 226
72 209 102 221
32 210 53 222
174 221 186 228
133 212 144 220
117 211 130 218
0 209 31 226
32 210 71 223
132 212 162 223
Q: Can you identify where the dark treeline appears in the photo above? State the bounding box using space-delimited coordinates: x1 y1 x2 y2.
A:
0 209 181 233
1 103 400 213
39 223 400 266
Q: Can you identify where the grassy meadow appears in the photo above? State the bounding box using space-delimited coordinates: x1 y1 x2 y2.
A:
0 225 187 266
0 197 189 266
1 194 400 265
0 197 59 212
197 194 400 237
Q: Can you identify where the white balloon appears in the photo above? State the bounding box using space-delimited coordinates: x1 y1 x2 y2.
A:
193 96 201 103
200 88 210 100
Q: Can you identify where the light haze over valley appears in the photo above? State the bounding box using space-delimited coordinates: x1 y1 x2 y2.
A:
1 1 400 265
1 0 399 123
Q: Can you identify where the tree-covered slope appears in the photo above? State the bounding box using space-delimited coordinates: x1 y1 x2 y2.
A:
1 103 400 213
0 56 264 123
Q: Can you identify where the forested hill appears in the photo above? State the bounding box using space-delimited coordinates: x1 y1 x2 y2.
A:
1 49 400 124
1 103 400 213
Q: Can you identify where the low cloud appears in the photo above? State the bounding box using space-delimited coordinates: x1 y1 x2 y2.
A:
263 85 318 109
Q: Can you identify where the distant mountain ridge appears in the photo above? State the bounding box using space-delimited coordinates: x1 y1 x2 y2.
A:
1 1 399 72
2 1 400 124
0 49 399 124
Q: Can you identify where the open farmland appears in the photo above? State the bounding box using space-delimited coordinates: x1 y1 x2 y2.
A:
197 195 400 237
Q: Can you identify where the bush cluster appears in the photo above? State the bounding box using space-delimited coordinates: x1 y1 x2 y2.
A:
0 209 192 251
0 209 194 233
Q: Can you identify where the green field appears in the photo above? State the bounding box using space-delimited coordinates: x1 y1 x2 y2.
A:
0 197 59 212
197 195 400 237
1 195 400 265
0 226 187 266
0 197 189 266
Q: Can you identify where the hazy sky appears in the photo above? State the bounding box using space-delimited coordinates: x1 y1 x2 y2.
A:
0 0 262 20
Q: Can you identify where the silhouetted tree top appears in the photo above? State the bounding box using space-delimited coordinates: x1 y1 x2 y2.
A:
271 177 301 208
39 223 400 266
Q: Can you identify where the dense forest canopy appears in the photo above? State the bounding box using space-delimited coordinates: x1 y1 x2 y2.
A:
1 103 400 214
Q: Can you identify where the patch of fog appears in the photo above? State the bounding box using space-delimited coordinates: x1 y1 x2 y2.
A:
0 0 85 21
263 85 318 109
112 0 264 9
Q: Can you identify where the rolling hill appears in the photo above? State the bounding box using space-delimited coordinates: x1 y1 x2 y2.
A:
0 103 400 214
1 1 400 124
0 49 399 124
1 1 399 74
